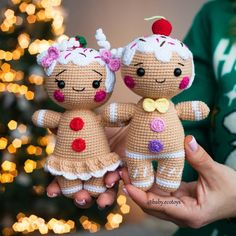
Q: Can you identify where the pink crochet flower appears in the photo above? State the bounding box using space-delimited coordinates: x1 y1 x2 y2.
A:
100 49 120 72
100 49 112 63
108 58 120 72
41 46 60 68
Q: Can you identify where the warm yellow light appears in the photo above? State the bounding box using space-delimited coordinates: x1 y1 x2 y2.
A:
1 173 14 183
27 145 36 155
0 23 9 32
19 85 28 95
18 33 30 49
29 74 44 85
1 161 16 172
1 63 11 72
7 144 16 154
117 194 127 206
24 159 37 173
26 4 36 15
12 49 21 60
0 137 8 149
18 124 27 133
25 91 34 100
8 120 17 130
4 9 15 19
19 2 28 13
11 0 21 5
27 15 36 24
5 51 13 61
4 72 15 82
120 204 130 214
0 83 6 92
12 138 22 148
15 71 24 81
0 50 6 60
15 16 23 26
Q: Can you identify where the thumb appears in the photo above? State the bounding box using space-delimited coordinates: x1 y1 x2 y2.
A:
185 135 216 178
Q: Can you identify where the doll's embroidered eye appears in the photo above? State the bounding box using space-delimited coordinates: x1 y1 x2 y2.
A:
55 79 65 89
92 79 102 89
174 68 182 77
137 68 145 77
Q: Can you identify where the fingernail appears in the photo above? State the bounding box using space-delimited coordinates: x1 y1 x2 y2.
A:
122 187 129 196
188 136 198 152
47 192 57 198
106 182 115 188
75 199 86 206
119 171 122 177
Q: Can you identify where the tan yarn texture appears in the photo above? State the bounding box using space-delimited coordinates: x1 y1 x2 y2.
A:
103 52 209 192
32 62 121 197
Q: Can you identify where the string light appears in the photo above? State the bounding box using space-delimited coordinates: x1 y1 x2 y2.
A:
12 215 75 234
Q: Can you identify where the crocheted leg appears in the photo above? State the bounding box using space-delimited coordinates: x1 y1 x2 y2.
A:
84 177 106 197
156 156 184 192
56 176 83 198
126 158 154 191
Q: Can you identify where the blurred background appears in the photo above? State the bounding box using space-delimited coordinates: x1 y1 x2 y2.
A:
0 0 207 235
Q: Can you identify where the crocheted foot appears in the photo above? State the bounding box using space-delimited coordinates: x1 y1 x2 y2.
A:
155 155 184 192
84 177 106 197
56 176 83 198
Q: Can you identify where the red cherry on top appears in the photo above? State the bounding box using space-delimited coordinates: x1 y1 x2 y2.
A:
152 18 172 36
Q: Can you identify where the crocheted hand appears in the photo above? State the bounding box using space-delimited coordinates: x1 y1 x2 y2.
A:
121 136 236 228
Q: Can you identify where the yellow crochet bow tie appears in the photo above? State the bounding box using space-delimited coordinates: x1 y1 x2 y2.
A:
142 98 170 113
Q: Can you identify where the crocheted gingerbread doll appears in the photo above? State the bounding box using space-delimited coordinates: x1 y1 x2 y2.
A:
103 18 210 192
32 29 121 197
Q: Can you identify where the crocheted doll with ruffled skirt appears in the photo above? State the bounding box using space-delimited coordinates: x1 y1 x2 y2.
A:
103 18 210 192
32 29 121 197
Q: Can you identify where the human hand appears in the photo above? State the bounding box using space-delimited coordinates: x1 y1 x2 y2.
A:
121 136 236 228
46 127 127 209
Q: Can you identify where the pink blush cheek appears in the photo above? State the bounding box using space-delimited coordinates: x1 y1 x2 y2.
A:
124 75 135 89
53 90 65 102
179 76 190 90
94 90 107 102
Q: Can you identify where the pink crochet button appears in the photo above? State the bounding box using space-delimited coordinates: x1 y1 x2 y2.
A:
150 118 166 132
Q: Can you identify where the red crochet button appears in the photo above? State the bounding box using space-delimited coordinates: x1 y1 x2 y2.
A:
70 117 84 131
71 138 86 152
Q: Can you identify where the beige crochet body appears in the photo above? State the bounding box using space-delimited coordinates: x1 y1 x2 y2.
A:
125 100 184 191
46 110 119 179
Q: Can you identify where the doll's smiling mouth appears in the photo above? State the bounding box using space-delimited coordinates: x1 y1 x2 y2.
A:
72 87 85 92
155 79 166 83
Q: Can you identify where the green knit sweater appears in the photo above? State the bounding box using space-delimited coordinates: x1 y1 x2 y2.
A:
173 0 236 235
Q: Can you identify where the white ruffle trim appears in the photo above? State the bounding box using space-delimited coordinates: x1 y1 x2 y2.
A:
45 160 122 181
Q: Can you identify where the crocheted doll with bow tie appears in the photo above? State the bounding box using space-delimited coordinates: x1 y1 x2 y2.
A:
103 18 210 192
32 29 121 197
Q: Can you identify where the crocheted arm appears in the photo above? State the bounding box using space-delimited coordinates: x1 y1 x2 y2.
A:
32 110 62 128
101 103 136 127
176 101 210 121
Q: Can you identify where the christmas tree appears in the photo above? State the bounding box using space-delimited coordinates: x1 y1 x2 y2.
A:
0 1 130 235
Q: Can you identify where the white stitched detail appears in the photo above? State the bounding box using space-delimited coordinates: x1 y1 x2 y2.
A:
109 103 117 122
143 166 147 177
37 110 46 127
61 185 82 195
192 101 202 121
83 185 106 193
168 168 176 176
132 177 154 188
156 178 180 189
133 168 138 178
125 150 184 160
45 159 122 180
